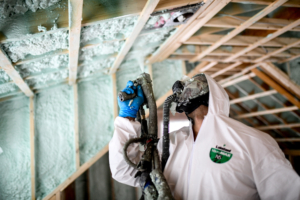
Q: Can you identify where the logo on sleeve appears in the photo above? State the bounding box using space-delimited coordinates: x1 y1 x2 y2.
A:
210 144 232 164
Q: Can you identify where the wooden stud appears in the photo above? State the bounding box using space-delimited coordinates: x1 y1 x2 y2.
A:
255 40 300 62
256 123 300 131
29 96 35 200
211 62 241 78
252 68 300 109
224 18 300 62
0 49 34 96
260 62 300 99
109 0 160 74
68 0 84 85
56 191 61 200
190 0 288 62
230 90 277 104
73 84 80 169
147 0 231 64
112 74 118 119
147 64 153 80
181 61 187 75
284 149 300 156
236 106 298 119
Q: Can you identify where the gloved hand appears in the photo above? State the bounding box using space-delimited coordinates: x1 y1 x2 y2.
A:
118 81 144 118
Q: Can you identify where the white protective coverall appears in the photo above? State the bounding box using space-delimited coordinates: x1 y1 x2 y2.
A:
109 74 300 200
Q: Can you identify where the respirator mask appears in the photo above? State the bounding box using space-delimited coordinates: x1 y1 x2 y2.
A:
172 73 209 115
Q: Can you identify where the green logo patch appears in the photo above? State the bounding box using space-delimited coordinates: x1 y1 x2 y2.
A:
210 148 233 164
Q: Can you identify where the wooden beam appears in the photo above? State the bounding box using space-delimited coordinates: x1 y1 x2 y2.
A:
225 18 300 62
0 49 34 96
190 0 288 62
236 106 298 119
252 68 300 109
55 191 61 200
256 123 300 131
211 62 241 78
254 40 300 62
184 35 300 48
284 149 300 156
198 62 218 72
68 0 84 85
230 90 277 104
260 62 300 99
220 72 256 88
29 96 35 200
181 61 187 75
73 84 80 169
109 0 160 74
147 0 231 64
43 145 109 200
279 54 300 64
112 74 118 119
204 16 300 32
231 0 300 8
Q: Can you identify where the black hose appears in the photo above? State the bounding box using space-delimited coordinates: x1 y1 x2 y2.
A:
123 137 145 168
161 93 177 172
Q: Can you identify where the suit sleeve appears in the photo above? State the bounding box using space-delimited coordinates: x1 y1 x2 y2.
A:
109 117 142 187
253 148 300 200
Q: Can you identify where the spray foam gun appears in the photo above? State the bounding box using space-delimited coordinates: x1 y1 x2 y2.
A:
118 73 174 200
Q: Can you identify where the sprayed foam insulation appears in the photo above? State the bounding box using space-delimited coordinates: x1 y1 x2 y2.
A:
15 54 68 78
78 75 114 164
25 68 68 88
35 84 75 199
1 30 68 62
0 96 30 200
81 15 138 43
116 59 143 93
287 57 300 85
0 68 12 83
78 57 115 78
0 0 62 19
0 82 19 95
152 60 183 100
80 41 123 61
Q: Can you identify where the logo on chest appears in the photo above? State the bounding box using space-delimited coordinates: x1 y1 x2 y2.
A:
210 144 233 164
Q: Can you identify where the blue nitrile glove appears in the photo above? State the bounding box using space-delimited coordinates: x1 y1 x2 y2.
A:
118 81 145 118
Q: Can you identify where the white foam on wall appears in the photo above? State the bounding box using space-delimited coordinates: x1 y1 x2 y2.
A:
2 30 69 62
0 69 11 83
78 57 115 78
0 82 19 95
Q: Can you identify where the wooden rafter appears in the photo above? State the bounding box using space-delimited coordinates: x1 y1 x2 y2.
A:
147 0 231 64
211 62 241 78
236 106 298 119
230 90 277 104
256 123 300 131
231 0 300 8
29 96 35 200
190 0 288 62
279 54 300 64
109 0 160 74
73 84 80 169
252 68 300 109
224 18 300 62
68 0 84 85
220 72 256 88
0 49 34 96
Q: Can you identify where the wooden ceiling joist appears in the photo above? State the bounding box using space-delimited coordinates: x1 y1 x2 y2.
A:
256 123 300 131
224 18 300 62
68 0 84 85
147 0 231 64
210 62 242 78
254 40 300 63
190 0 288 62
279 54 300 64
252 68 300 109
231 0 300 8
220 72 256 88
230 89 277 104
236 106 298 119
184 35 300 48
0 49 34 97
108 0 160 74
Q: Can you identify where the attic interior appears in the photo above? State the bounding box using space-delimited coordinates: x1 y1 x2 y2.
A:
0 0 300 199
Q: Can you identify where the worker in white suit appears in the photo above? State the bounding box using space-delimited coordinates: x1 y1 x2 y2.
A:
109 73 300 200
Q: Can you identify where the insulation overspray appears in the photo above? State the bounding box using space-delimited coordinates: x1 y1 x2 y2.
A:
35 84 75 199
0 82 19 95
78 75 114 164
152 60 183 100
0 69 11 83
0 0 61 19
25 68 69 88
1 30 69 62
0 97 31 200
80 15 138 43
15 54 69 78
78 57 115 78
